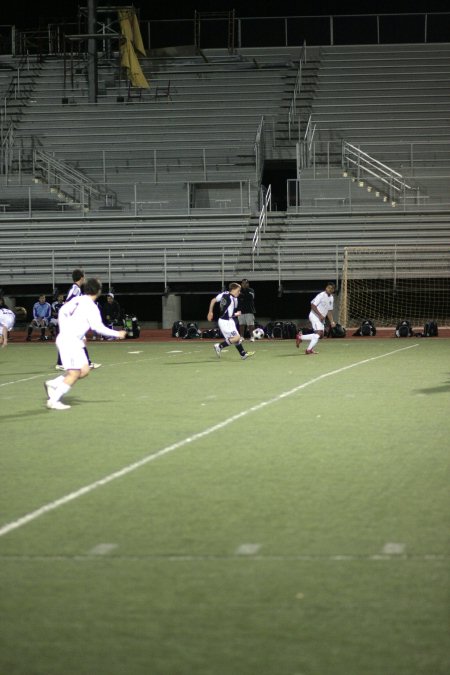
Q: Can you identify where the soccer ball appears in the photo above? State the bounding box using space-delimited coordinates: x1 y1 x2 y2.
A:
252 327 265 340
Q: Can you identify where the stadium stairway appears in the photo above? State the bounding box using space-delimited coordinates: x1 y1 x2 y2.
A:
296 43 450 213
10 47 304 213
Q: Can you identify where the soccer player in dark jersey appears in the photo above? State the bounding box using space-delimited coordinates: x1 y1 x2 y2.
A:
237 278 256 341
207 282 254 360
49 292 65 339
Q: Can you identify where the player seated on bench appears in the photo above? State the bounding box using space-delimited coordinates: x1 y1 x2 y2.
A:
26 294 52 341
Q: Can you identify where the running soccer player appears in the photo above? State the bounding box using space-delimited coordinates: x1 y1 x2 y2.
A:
44 278 126 410
55 268 101 370
296 282 336 355
207 282 254 360
0 306 16 348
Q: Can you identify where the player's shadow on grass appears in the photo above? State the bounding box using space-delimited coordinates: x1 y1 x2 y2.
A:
0 398 113 419
277 353 307 358
415 378 450 395
64 397 112 405
165 360 210 365
0 410 47 421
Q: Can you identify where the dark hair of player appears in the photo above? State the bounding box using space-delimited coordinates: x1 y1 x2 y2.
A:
72 269 85 283
84 278 102 296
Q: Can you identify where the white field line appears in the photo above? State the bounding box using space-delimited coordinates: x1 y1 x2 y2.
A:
0 343 418 539
0 553 444 562
0 374 45 388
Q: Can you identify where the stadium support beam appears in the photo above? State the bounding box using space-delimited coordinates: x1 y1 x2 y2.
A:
87 0 98 103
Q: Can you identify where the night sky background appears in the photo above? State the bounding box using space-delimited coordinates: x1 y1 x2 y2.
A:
2 0 449 30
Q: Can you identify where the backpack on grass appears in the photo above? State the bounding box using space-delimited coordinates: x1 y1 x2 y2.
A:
282 321 298 339
331 323 346 338
353 319 376 337
395 320 413 338
186 322 201 339
172 320 187 338
423 320 438 337
123 315 140 339
202 327 221 339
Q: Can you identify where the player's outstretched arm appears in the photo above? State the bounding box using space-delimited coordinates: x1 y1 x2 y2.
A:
207 297 217 322
89 303 127 340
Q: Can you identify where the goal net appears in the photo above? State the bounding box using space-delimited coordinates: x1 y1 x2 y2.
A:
339 245 450 327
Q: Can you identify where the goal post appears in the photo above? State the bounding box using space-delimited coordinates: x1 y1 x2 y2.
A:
339 245 450 327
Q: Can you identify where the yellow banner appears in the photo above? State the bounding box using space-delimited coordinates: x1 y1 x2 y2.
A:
118 9 146 56
120 37 149 89
118 9 149 89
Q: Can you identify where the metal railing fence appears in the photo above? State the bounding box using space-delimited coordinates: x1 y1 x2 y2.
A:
342 142 414 202
252 184 271 268
296 139 450 177
1 12 449 56
287 42 307 142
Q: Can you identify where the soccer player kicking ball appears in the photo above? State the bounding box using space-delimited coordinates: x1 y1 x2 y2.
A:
296 282 336 355
44 278 126 410
207 282 255 360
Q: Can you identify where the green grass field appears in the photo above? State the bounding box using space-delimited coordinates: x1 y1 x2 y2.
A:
0 337 449 675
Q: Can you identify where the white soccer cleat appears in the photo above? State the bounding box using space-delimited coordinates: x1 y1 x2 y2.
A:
55 365 65 371
46 399 71 410
89 362 102 369
241 351 255 360
214 343 221 358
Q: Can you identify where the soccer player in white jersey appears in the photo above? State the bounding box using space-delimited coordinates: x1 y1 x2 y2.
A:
55 268 100 370
0 307 16 348
296 282 336 355
44 278 126 410
207 282 254 360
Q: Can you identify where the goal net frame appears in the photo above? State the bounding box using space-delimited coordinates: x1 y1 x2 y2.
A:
339 245 450 328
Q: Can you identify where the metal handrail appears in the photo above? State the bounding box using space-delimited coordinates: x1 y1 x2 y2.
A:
0 122 14 177
287 41 307 141
33 148 114 207
252 183 271 268
343 141 413 199
254 115 265 183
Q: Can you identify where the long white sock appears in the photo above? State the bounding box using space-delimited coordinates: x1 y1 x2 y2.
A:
48 375 65 386
50 382 71 402
301 333 320 349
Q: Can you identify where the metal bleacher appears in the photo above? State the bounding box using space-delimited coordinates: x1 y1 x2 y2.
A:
0 22 449 287
293 43 450 211
10 47 299 214
0 215 250 286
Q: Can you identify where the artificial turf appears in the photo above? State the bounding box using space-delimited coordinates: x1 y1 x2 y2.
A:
1 337 449 674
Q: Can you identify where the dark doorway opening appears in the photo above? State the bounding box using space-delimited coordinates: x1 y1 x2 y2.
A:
261 160 296 211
